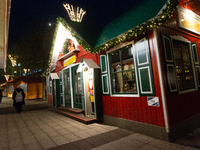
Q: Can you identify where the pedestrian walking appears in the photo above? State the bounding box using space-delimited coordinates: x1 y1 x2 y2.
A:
0 89 2 103
12 85 25 113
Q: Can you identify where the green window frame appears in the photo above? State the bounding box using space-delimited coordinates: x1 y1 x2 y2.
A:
109 44 137 94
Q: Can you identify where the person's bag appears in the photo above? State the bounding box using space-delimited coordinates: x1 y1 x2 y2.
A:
15 90 23 102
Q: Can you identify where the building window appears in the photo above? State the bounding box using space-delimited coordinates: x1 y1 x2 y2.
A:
162 35 197 93
100 37 155 96
109 45 137 94
173 40 195 91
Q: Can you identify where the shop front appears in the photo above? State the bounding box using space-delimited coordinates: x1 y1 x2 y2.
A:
47 20 102 121
47 0 200 142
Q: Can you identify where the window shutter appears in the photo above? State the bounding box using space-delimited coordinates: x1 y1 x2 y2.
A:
162 34 178 92
191 43 200 87
134 37 155 96
191 43 199 64
100 54 110 95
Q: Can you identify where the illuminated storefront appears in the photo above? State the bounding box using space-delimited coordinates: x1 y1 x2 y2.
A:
47 19 102 122
47 0 200 142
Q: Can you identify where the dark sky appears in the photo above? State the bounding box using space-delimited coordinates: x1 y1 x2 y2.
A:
8 0 144 46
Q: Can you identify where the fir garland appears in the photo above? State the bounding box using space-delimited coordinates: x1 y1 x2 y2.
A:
90 0 179 53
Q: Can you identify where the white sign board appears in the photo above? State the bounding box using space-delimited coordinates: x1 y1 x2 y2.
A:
147 97 159 107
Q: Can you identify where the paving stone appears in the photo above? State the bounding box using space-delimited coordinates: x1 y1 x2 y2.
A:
64 133 81 142
9 145 26 150
73 139 95 150
149 139 185 150
24 141 43 150
34 133 50 141
128 133 156 143
85 136 107 147
8 138 24 148
139 144 162 150
22 135 38 145
8 133 21 140
50 135 70 146
119 137 145 148
56 128 71 135
74 130 91 139
38 139 57 149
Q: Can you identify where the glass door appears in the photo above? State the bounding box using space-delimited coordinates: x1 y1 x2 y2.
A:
59 71 63 106
72 65 84 109
63 69 71 108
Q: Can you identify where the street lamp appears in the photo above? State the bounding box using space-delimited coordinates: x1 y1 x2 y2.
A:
48 22 56 26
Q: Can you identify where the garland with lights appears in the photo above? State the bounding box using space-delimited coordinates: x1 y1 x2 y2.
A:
91 0 179 53
44 0 179 76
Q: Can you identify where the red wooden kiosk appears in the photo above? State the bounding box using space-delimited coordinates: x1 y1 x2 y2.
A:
47 0 200 141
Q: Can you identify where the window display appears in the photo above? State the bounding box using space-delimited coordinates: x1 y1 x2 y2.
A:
110 45 136 94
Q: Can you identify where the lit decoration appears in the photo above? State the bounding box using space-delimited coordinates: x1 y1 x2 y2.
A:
23 68 30 74
63 3 86 22
44 0 179 76
53 23 79 58
4 74 10 82
8 54 16 67
43 22 81 75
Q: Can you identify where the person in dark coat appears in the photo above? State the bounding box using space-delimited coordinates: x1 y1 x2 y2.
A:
0 89 2 103
12 85 25 113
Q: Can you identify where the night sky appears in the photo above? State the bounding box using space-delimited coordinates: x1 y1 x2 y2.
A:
8 0 145 48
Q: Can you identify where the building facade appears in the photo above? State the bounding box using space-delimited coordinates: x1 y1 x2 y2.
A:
0 0 11 72
47 0 200 141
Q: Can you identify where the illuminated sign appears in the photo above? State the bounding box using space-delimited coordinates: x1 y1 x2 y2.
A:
178 6 200 35
63 3 86 22
64 55 76 67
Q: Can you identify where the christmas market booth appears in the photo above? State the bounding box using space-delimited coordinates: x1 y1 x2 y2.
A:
0 83 7 97
6 76 43 100
47 0 200 141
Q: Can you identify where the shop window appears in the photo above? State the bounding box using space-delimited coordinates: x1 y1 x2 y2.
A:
109 45 137 94
173 40 195 91
100 37 155 96
162 35 197 93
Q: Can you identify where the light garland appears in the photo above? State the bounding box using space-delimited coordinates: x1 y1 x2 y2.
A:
44 0 179 76
91 0 179 53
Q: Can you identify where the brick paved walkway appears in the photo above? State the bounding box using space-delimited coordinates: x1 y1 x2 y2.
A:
0 97 200 150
